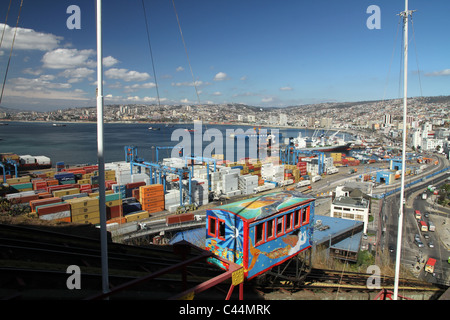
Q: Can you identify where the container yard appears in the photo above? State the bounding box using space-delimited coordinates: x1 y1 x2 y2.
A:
0 143 427 232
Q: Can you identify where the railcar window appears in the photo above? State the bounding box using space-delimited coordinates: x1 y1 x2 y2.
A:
218 220 226 240
267 219 274 240
286 213 292 231
302 207 310 225
294 209 300 228
276 216 284 235
208 216 217 237
255 223 264 245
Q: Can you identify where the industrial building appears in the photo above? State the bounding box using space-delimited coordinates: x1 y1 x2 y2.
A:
330 196 370 234
376 171 396 185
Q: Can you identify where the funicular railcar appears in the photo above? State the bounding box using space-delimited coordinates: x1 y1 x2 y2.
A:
205 190 315 280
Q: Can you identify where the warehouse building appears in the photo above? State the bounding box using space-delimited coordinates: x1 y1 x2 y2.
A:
330 196 370 234
376 171 395 185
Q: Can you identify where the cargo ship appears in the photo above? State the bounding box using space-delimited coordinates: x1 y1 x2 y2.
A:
0 153 52 171
288 131 351 152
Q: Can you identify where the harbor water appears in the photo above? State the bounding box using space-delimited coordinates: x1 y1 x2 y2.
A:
0 121 353 166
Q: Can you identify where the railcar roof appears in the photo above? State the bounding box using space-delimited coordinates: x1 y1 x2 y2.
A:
215 190 314 222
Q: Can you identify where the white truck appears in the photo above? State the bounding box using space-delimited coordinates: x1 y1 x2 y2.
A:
327 166 339 174
297 180 311 187
311 175 322 183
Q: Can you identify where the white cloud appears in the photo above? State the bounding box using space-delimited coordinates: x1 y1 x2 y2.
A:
261 97 274 103
180 98 191 103
211 91 222 96
59 67 95 83
124 82 157 92
0 23 61 51
9 76 71 91
4 76 90 102
126 96 165 103
42 48 95 69
105 68 150 82
176 66 185 72
171 80 204 87
425 69 450 77
213 72 229 81
240 75 247 81
22 68 43 76
103 56 119 67
280 86 293 91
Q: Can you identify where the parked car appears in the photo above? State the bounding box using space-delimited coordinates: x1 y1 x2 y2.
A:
428 241 434 248
414 238 424 248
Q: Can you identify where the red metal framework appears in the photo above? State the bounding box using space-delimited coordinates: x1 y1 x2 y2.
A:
86 240 244 300
374 289 413 300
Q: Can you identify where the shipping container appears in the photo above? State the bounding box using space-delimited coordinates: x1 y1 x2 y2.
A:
166 213 195 225
30 197 62 212
125 210 149 223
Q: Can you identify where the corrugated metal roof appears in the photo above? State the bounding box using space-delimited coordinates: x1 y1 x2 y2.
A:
312 215 364 247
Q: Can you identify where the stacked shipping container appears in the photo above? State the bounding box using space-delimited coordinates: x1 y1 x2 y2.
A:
139 184 164 214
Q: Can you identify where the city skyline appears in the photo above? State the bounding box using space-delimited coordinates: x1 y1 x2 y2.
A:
0 1 449 111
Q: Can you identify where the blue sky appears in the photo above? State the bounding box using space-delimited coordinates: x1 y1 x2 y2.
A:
0 0 449 111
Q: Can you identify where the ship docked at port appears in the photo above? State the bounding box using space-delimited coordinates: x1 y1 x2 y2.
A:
287 130 351 152
1 153 52 172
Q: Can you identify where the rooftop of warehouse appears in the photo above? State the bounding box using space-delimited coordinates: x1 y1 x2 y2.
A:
211 190 315 221
332 196 370 209
312 215 364 246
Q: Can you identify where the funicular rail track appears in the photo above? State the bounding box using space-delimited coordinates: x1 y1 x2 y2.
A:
253 267 441 294
0 223 226 299
0 224 442 299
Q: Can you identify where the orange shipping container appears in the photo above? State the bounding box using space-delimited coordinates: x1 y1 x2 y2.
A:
107 217 126 224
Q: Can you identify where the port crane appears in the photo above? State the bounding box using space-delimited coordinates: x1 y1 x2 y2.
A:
125 146 193 207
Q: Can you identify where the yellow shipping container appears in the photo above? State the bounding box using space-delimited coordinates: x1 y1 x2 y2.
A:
88 190 114 197
73 217 101 225
45 171 55 178
65 197 99 209
125 211 149 223
106 199 122 207
6 176 31 184
71 211 100 222
53 188 80 198
84 173 95 179
70 206 99 216
77 179 91 185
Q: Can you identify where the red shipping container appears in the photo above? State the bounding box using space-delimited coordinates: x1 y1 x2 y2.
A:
107 205 122 220
33 181 48 190
126 181 146 189
47 184 80 193
166 213 194 225
83 165 98 172
80 184 91 191
13 194 39 204
36 203 70 215
105 180 116 189
30 197 62 212
38 192 53 199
